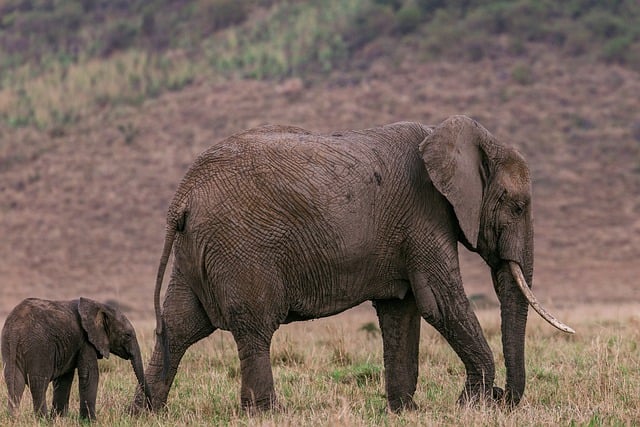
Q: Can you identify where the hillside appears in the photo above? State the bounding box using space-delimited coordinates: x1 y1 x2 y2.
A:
0 1 639 319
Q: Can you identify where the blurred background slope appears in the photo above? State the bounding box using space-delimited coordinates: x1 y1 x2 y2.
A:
0 0 638 318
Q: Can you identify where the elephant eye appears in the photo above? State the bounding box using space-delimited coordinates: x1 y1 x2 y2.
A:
512 202 526 216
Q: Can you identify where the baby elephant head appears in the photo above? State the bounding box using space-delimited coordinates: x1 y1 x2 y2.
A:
78 298 148 400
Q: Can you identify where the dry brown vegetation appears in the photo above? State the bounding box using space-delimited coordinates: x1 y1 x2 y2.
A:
1 46 638 318
1 304 639 425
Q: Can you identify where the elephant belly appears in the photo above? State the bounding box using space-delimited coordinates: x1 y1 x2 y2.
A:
284 277 410 323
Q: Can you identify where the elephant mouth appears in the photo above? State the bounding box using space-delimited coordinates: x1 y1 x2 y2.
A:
508 261 575 334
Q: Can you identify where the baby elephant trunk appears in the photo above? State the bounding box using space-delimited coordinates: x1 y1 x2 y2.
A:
129 340 151 405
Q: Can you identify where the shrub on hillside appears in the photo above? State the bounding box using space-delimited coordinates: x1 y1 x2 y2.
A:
394 3 426 35
344 3 395 51
196 0 249 35
600 36 634 64
101 21 139 57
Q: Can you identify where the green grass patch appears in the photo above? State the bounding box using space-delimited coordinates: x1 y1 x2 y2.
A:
329 362 383 387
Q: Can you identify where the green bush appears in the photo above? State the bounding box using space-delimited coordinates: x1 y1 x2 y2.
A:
345 3 395 51
511 63 534 85
564 25 591 56
373 0 403 11
600 35 633 64
415 0 447 14
583 9 627 39
395 3 425 35
196 0 249 34
101 21 139 57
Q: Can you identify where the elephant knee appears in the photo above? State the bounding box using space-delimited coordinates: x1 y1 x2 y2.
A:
414 286 443 326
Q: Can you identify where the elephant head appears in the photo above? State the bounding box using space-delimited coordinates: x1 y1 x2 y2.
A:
78 298 150 402
420 115 573 405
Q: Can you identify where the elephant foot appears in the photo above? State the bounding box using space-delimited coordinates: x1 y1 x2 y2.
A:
241 395 280 414
500 387 523 409
492 386 505 402
388 396 418 413
466 386 522 409
130 387 156 415
456 385 499 407
128 399 150 416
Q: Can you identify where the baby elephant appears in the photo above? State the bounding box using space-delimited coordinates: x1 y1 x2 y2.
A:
1 297 149 420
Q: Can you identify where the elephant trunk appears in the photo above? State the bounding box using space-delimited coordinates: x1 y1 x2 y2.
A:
493 259 575 406
129 340 151 407
493 264 529 405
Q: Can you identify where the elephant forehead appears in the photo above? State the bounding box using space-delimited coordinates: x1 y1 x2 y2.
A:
499 154 530 192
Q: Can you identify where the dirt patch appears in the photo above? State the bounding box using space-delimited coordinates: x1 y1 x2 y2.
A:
1 49 638 320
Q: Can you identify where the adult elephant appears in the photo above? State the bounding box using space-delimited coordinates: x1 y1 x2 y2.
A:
134 115 573 413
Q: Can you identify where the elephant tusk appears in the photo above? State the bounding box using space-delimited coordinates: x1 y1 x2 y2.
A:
509 261 575 334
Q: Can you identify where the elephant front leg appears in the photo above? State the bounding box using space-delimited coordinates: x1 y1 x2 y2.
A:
132 277 215 412
77 347 99 420
374 294 420 412
411 270 496 405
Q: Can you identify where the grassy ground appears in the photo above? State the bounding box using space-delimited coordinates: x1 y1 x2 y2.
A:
1 303 638 426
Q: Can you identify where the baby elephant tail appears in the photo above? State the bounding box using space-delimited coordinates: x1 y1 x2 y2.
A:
2 323 24 416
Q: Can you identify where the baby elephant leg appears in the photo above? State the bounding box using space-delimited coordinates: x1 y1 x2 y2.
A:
4 366 26 416
51 371 75 417
27 375 49 417
77 348 99 420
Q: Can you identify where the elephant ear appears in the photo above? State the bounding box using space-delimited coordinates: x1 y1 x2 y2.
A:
79 297 110 359
419 115 499 248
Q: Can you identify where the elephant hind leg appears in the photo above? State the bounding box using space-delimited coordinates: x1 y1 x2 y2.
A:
4 366 26 416
51 370 74 417
27 375 49 417
232 329 277 412
228 296 286 412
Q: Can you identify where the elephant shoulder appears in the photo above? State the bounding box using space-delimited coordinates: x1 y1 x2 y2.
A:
237 124 312 138
7 297 50 318
205 124 314 154
6 298 76 326
382 121 434 140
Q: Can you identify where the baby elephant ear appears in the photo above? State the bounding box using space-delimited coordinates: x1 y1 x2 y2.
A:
419 115 496 248
79 297 110 359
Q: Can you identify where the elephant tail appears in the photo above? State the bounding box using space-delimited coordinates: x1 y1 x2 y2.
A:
154 204 187 381
2 326 21 413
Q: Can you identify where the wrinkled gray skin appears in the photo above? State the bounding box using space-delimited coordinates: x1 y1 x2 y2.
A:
1 297 149 420
134 115 541 412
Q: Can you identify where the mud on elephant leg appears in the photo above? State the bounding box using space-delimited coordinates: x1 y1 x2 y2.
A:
133 278 214 412
374 294 420 412
411 271 497 405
